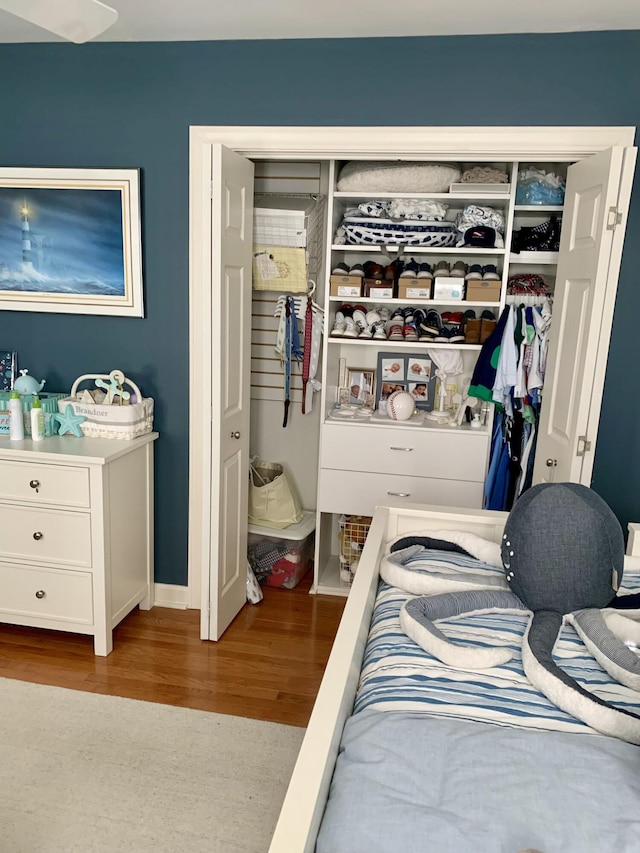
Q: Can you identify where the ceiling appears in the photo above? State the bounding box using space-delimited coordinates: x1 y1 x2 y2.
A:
1 0 639 43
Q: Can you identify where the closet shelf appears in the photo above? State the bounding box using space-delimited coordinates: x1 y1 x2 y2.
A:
509 252 559 265
514 205 564 212
327 338 482 351
334 191 511 203
332 245 505 256
328 296 501 309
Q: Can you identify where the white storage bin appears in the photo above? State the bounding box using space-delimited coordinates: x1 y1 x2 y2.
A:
248 511 315 589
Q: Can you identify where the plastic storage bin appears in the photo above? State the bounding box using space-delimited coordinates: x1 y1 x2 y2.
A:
248 510 315 589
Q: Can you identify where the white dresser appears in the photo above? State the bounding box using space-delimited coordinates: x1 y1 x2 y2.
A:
0 433 158 655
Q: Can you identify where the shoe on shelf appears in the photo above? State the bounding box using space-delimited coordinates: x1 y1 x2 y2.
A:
450 261 467 278
372 321 388 340
413 308 428 339
384 259 403 280
400 258 420 278
448 324 466 344
353 307 368 329
340 303 354 317
388 309 405 341
364 261 385 279
464 310 481 344
403 307 419 342
441 311 452 324
434 326 450 343
422 309 443 338
480 310 497 343
358 323 374 339
465 264 483 281
349 263 365 277
343 317 359 338
482 264 501 281
446 311 464 325
434 260 451 277
332 262 350 275
330 310 346 337
378 306 390 324
417 262 434 280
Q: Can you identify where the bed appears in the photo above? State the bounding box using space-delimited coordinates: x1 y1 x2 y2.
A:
268 504 640 853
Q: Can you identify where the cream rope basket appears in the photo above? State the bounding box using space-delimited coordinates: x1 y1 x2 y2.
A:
58 370 154 440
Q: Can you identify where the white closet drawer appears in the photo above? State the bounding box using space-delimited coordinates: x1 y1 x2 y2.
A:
320 424 488 482
317 468 483 516
0 505 92 567
0 460 90 508
0 563 93 625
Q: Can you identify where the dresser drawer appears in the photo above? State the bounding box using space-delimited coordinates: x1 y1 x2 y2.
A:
0 505 92 567
0 460 90 507
317 468 483 516
320 424 488 482
0 563 93 625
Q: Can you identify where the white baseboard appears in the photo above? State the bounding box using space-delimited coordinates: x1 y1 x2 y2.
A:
154 583 190 610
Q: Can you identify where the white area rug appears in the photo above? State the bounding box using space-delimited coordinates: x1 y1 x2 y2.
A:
0 677 304 852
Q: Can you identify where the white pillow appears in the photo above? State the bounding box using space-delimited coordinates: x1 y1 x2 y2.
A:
337 161 462 193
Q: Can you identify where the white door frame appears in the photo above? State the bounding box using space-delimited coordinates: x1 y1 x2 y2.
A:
188 125 636 609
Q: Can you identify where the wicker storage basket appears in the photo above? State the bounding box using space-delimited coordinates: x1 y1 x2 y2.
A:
58 372 154 440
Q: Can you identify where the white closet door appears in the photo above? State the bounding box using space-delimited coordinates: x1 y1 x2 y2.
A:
203 144 254 641
533 146 636 486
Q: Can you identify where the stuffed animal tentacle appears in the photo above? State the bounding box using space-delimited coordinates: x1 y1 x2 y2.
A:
567 609 640 692
522 609 640 745
401 590 526 669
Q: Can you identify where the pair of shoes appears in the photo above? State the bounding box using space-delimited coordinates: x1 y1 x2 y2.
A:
387 307 419 341
465 264 501 281
332 262 366 277
433 260 467 278
400 260 434 279
364 260 385 279
434 323 465 343
358 309 388 340
441 310 464 325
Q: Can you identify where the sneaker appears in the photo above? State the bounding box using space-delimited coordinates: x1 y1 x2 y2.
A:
422 309 443 338
358 323 374 339
413 308 428 339
378 306 390 324
465 264 483 281
450 261 467 278
332 262 349 275
434 326 450 343
446 311 464 325
417 262 433 280
349 263 365 277
343 317 359 338
388 310 405 341
365 309 381 327
330 310 346 337
400 258 420 278
448 324 465 343
433 260 450 277
482 264 500 281
372 321 387 340
352 307 368 329
403 307 418 342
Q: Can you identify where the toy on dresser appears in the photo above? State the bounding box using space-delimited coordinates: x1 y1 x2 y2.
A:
57 369 154 440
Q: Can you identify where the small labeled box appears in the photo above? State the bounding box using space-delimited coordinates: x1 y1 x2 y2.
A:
432 277 465 301
330 275 362 298
364 280 393 298
247 511 315 589
466 280 501 302
398 279 431 300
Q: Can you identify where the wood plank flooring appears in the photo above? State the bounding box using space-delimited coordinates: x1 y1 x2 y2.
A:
0 576 346 727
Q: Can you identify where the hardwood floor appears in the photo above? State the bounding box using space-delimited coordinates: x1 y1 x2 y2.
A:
0 575 346 728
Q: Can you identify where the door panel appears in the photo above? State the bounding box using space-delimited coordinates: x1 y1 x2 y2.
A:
206 145 254 640
533 147 626 485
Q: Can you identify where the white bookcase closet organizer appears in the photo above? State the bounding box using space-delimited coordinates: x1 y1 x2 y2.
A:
189 127 636 631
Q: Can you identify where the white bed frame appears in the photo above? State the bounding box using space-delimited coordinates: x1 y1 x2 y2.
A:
269 502 640 853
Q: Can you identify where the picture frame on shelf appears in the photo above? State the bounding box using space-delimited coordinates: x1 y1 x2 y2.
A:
375 351 436 411
0 167 143 317
345 367 376 408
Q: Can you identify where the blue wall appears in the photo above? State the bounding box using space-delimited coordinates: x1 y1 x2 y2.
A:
1 30 639 584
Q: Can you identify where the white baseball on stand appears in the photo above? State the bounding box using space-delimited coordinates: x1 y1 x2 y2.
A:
387 390 416 421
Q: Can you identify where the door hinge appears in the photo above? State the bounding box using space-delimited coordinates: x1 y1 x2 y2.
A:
576 435 592 457
607 206 622 230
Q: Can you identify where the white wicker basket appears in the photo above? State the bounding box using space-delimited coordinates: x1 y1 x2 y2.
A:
58 371 154 440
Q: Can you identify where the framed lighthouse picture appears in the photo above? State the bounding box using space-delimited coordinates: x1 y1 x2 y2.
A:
0 168 143 316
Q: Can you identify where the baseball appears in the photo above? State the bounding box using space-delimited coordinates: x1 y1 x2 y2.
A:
387 390 415 421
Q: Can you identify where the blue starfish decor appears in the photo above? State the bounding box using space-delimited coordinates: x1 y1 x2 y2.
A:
54 404 86 437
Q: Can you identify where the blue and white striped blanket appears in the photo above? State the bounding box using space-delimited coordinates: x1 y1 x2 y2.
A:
354 547 640 735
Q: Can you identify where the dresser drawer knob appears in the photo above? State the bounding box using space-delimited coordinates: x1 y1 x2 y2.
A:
29 479 41 492
387 491 410 498
33 531 44 541
35 590 46 599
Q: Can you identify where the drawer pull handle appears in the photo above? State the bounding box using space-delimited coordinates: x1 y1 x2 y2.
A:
35 590 46 600
29 479 41 492
33 531 44 541
387 491 410 498
389 447 414 452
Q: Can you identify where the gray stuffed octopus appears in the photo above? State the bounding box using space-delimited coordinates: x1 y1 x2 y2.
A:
385 483 640 744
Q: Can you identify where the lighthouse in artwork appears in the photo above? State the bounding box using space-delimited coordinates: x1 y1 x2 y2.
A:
21 202 35 273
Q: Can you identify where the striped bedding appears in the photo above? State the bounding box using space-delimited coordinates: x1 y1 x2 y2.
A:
354 547 640 735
